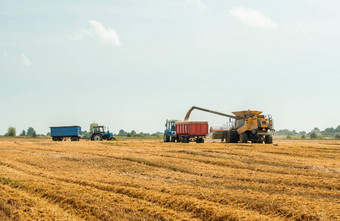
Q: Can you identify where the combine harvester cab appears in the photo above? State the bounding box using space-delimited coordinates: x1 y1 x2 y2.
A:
50 126 81 141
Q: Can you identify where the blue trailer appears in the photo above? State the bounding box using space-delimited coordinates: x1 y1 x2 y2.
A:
50 126 81 141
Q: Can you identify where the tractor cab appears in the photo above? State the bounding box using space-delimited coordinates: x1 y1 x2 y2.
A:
93 126 105 133
164 119 178 142
165 120 176 132
165 120 177 134
91 126 115 141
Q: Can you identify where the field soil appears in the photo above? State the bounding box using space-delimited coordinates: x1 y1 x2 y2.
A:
0 138 339 220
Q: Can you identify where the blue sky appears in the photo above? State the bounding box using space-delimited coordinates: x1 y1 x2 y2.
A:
0 0 339 134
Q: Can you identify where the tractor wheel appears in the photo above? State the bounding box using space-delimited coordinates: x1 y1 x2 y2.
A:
265 135 273 144
163 134 169 142
92 134 103 141
52 137 58 141
169 136 173 142
229 130 239 143
240 133 248 143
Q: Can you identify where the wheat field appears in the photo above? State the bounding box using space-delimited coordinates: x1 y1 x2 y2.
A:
0 138 339 220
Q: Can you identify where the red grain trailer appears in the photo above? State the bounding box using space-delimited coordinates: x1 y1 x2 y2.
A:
175 121 208 143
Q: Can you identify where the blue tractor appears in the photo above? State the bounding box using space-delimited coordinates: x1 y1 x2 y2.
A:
164 119 178 142
91 126 115 141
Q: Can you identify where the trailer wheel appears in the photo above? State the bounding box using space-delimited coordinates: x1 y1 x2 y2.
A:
55 137 63 141
181 137 189 143
196 138 204 143
71 137 79 141
229 130 239 143
265 135 273 144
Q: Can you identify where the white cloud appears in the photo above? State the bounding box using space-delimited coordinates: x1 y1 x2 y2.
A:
70 20 120 47
3 52 8 57
229 7 277 30
186 0 206 12
21 53 32 66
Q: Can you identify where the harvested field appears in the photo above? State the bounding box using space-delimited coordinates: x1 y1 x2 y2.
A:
0 138 339 220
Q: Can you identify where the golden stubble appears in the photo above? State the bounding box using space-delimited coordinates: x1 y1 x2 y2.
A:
0 138 339 220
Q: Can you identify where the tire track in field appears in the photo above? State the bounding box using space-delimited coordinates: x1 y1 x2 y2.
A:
1 159 336 221
0 174 196 221
163 150 339 178
0 160 281 220
13 155 340 201
64 151 340 199
4 147 338 193
73 147 340 180
2 147 339 199
0 163 205 221
1 142 338 220
7 143 339 178
74 150 340 191
0 182 82 220
199 146 339 162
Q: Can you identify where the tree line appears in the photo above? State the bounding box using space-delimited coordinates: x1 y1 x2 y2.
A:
273 125 340 139
2 122 162 139
4 127 38 137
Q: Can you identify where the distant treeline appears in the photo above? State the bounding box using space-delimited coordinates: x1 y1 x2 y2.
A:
273 125 340 139
80 129 163 139
1 125 163 139
115 130 163 137
3 127 40 137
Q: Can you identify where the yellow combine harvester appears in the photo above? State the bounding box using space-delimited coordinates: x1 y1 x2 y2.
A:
185 106 274 144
